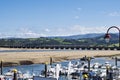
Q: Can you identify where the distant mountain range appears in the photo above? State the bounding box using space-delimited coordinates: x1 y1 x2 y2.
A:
49 33 119 39
2 33 118 39
48 33 105 39
0 33 119 47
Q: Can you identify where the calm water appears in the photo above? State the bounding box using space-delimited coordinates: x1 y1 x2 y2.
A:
2 57 120 80
1 49 120 79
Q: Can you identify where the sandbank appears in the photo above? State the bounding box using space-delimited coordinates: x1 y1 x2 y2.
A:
0 48 120 66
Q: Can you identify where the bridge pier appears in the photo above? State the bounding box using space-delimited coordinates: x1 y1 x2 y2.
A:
1 45 120 50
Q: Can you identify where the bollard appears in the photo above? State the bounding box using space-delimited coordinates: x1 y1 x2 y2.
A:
88 57 90 72
115 57 117 67
45 62 48 77
84 55 87 61
13 69 17 80
109 68 113 80
0 60 3 75
50 57 52 65
106 66 109 80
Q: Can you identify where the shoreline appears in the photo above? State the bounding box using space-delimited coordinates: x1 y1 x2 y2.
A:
0 48 120 67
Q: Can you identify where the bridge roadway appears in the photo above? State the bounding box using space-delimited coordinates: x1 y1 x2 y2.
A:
1 45 120 50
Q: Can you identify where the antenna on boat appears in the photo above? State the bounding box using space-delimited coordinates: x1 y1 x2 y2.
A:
55 64 60 80
50 57 53 65
45 62 48 78
0 60 3 75
87 57 91 72
68 61 72 75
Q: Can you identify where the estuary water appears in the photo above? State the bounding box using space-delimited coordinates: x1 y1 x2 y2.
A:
2 57 120 80
0 49 120 80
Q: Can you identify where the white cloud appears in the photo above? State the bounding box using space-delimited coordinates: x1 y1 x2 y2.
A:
70 25 108 34
0 33 13 38
73 8 82 19
46 25 110 36
74 16 80 19
15 26 120 37
53 25 114 35
45 28 50 32
48 28 69 36
69 25 120 34
0 28 46 38
108 11 120 16
77 8 82 11
0 26 118 38
16 28 46 38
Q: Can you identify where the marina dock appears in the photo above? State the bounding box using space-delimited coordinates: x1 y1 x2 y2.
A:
0 57 120 80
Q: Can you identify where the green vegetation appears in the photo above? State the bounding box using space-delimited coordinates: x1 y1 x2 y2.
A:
0 34 119 47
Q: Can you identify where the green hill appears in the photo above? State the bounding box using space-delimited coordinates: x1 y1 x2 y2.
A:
0 33 119 47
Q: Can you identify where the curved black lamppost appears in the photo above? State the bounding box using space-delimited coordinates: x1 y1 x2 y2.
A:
104 26 120 47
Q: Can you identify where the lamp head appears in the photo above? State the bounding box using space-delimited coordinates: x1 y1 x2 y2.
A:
104 33 111 43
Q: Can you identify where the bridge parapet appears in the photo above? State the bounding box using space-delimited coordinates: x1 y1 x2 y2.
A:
0 45 120 50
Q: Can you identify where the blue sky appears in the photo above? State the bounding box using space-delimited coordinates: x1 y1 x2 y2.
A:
0 0 120 38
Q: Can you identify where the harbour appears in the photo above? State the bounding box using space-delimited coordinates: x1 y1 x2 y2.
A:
1 54 120 80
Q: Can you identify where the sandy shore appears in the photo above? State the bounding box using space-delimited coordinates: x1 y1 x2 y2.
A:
0 48 120 66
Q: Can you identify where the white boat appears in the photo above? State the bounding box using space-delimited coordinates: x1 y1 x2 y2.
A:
0 75 5 80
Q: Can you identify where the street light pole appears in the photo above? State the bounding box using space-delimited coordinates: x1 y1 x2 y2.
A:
104 26 120 47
